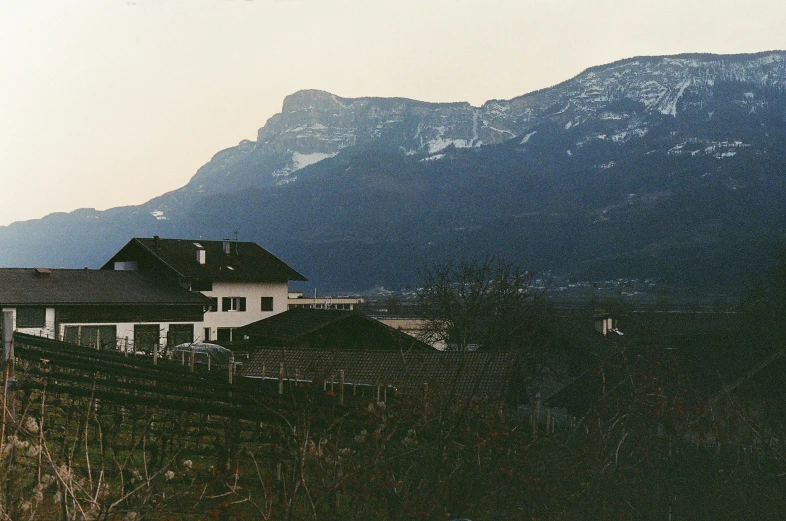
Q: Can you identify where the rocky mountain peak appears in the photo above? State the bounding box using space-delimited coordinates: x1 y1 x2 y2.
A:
280 89 350 115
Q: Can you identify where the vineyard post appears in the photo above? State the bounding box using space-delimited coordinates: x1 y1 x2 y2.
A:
2 311 15 421
340 370 345 405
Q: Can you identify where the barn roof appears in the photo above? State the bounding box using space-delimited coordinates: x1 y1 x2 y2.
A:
236 308 434 351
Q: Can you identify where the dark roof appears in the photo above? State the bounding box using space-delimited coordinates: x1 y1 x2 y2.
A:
102 238 307 283
238 348 522 404
236 308 434 350
0 268 210 306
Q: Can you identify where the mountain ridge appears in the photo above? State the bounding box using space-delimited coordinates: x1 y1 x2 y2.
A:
3 51 786 292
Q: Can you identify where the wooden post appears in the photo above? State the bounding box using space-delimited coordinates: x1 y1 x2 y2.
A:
124 337 129 357
532 393 541 439
339 370 345 405
3 311 16 421
278 362 284 395
189 345 195 372
228 354 234 384
153 342 159 366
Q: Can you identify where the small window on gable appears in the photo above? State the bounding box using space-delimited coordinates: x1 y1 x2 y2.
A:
222 297 246 312
261 297 274 312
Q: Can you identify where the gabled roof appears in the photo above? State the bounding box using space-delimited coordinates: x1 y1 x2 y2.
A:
102 238 307 283
236 308 434 351
0 268 210 306
238 348 523 405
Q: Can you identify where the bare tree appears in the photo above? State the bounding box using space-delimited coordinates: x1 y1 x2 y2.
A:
416 257 536 351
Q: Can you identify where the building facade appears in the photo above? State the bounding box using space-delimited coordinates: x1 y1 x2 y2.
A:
103 237 307 343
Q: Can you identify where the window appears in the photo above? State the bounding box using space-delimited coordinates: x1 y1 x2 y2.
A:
16 307 46 328
134 324 160 354
63 325 117 350
222 297 246 312
204 327 211 342
167 324 194 347
261 297 274 312
207 297 219 312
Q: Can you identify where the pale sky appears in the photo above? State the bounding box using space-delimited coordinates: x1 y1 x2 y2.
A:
2 0 785 226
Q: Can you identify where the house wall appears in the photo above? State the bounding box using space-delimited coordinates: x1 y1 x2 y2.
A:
1 307 57 338
56 321 202 352
1 305 204 352
201 281 288 341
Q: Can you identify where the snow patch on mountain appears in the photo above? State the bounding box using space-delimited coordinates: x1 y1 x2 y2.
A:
427 137 471 154
520 131 536 144
293 151 335 171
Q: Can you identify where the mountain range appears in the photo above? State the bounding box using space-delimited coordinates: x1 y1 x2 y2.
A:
3 51 786 292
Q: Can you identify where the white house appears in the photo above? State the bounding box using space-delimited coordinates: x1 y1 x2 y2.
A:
0 267 209 352
102 237 307 343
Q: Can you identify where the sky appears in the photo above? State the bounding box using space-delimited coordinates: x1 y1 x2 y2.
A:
1 0 785 227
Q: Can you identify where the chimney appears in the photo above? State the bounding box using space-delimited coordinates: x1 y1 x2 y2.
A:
154 235 161 247
223 241 231 255
197 248 206 265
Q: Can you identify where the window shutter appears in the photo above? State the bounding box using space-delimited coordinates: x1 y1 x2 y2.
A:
222 297 230 311
239 298 246 312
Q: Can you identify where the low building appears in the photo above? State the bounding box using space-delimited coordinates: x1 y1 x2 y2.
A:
287 292 364 311
373 317 445 349
0 268 209 352
102 237 307 343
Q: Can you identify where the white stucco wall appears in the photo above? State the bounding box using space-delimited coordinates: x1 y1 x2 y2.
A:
57 321 203 352
200 281 289 341
3 307 202 352
3 307 57 338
